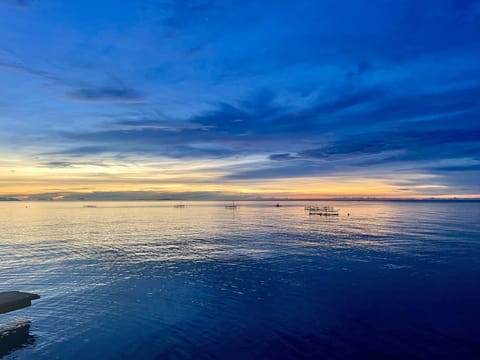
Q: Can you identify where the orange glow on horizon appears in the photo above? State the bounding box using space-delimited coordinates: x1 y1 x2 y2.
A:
1 158 478 200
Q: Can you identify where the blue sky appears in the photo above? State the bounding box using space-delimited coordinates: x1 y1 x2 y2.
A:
0 0 479 199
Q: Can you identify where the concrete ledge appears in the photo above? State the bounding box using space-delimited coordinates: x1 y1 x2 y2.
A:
0 292 40 315
0 320 34 357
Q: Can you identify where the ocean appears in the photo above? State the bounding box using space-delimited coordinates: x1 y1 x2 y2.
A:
1 201 479 359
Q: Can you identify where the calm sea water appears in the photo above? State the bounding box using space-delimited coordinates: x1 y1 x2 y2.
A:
0 201 479 359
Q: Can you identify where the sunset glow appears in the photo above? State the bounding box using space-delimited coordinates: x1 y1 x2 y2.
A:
1 0 479 200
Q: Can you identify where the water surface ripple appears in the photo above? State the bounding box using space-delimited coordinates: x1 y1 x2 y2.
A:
1 201 479 359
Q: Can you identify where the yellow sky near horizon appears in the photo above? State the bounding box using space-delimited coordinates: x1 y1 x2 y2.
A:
1 149 478 200
1 159 476 199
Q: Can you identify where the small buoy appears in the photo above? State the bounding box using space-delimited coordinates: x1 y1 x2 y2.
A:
347 213 350 216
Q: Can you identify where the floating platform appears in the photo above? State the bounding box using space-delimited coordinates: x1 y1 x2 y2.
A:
225 201 238 209
307 205 340 216
0 292 40 315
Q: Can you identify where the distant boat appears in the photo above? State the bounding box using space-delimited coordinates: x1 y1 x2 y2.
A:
308 205 339 216
83 205 97 208
173 203 186 208
225 201 238 209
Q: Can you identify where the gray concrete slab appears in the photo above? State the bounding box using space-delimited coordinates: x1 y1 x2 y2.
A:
0 292 40 315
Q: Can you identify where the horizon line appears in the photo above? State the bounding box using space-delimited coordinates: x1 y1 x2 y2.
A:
2 197 480 202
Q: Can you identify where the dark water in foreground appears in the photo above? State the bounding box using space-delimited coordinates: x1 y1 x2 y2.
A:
0 201 479 359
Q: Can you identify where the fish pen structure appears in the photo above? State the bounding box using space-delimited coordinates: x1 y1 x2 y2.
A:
308 206 339 216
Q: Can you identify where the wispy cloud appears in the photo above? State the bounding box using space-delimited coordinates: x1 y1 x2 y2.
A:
67 86 146 103
24 190 258 201
0 57 58 81
58 83 480 160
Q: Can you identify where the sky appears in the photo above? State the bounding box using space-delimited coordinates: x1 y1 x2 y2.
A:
0 0 479 200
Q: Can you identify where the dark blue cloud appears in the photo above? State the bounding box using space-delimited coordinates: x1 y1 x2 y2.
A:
67 86 145 103
223 161 337 180
291 129 480 162
431 164 480 172
60 84 479 163
0 0 32 8
269 153 297 161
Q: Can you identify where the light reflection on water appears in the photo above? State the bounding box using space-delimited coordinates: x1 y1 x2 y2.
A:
1 201 480 359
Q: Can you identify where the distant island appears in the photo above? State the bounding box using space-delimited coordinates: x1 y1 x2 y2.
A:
0 197 20 201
